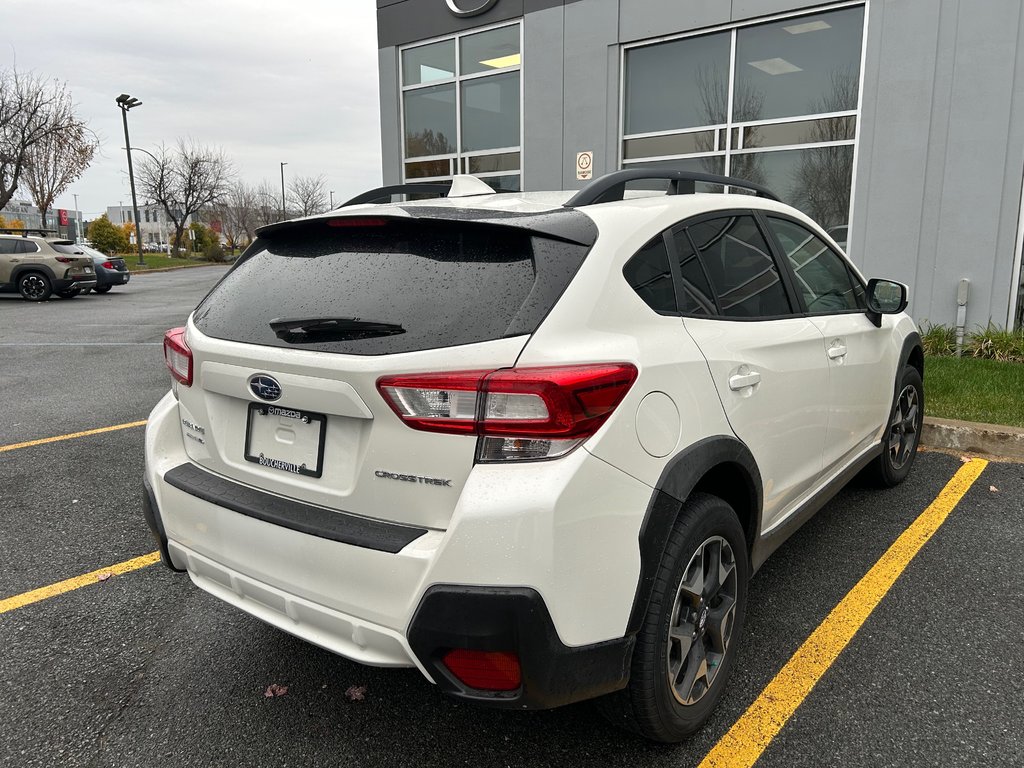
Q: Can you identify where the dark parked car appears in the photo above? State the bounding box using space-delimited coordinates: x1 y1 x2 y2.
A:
78 245 130 293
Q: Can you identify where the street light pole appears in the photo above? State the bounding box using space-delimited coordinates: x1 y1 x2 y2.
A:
280 162 288 220
329 190 335 209
115 93 146 267
73 193 81 243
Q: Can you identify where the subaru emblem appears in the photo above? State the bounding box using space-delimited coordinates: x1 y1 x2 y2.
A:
249 374 282 402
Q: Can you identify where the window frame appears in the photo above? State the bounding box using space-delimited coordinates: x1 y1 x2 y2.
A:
398 20 524 191
618 1 868 244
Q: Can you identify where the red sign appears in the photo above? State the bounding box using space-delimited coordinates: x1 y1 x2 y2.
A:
58 209 69 226
209 220 222 234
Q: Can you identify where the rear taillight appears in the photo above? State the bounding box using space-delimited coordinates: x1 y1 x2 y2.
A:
377 363 637 462
54 256 74 263
163 327 192 386
441 649 521 692
102 261 114 269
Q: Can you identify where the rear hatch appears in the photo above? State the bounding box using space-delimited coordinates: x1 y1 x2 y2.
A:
50 242 95 277
176 211 595 530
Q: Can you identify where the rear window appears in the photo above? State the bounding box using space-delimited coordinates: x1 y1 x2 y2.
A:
51 243 84 255
193 218 591 355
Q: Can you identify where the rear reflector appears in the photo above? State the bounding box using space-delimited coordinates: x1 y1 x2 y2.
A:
377 363 637 461
441 649 521 692
163 327 193 386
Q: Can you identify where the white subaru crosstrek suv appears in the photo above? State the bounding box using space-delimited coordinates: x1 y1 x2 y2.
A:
143 170 923 742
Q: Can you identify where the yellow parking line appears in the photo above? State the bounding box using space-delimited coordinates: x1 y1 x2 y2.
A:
699 458 988 768
0 420 148 454
0 552 161 615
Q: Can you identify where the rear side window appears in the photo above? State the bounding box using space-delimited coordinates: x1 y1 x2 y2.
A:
623 236 675 313
193 219 590 355
686 216 791 318
669 227 717 315
0 239 17 254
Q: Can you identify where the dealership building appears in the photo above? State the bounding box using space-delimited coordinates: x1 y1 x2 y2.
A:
376 0 1024 329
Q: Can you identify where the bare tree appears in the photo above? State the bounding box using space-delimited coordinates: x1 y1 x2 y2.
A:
213 181 261 251
288 174 328 217
253 179 283 227
137 140 233 255
23 123 98 228
0 67 85 211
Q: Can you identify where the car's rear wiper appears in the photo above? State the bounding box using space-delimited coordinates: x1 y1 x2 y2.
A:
269 317 406 343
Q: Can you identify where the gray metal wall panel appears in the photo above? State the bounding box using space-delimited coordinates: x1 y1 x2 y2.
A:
853 0 1024 327
730 0 825 22
560 0 619 188
378 47 403 187
523 5 566 190
619 0 729 42
378 0 524 47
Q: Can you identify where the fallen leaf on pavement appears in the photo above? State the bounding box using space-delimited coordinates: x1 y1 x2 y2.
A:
96 573 113 582
264 683 289 698
989 485 998 492
344 685 367 701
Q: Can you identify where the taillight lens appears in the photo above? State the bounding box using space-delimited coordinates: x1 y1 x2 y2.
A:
441 649 521 692
102 261 114 269
54 256 74 263
163 327 192 386
377 363 637 461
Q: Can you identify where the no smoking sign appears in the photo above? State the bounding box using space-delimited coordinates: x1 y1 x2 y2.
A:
576 151 593 180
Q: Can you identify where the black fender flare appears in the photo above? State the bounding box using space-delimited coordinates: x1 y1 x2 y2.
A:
11 263 58 285
898 331 924 381
625 435 762 635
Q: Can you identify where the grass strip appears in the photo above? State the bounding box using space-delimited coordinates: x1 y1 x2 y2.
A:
925 355 1024 427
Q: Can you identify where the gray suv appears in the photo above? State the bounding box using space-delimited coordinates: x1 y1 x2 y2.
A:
0 230 97 300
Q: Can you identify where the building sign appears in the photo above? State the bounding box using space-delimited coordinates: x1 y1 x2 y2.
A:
58 209 69 226
445 0 499 18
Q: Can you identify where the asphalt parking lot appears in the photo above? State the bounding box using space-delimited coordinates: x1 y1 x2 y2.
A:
1 268 1022 767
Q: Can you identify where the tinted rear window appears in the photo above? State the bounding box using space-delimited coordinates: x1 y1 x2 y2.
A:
193 219 590 355
51 243 84 255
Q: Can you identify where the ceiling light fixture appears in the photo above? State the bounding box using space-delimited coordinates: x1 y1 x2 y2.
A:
478 53 521 69
748 58 803 75
783 20 832 34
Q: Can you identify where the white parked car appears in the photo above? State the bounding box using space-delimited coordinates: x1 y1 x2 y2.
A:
143 170 923 742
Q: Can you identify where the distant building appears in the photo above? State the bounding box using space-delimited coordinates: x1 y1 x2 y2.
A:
0 198 83 240
105 203 188 245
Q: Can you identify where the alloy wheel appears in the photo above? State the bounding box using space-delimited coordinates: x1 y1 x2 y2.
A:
666 535 738 706
21 275 47 300
888 384 920 470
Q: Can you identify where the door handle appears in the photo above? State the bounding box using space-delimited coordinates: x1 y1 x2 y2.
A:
729 371 761 390
827 343 848 360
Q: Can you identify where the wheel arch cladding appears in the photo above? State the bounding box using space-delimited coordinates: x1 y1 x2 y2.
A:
626 435 762 636
13 264 57 283
901 331 924 380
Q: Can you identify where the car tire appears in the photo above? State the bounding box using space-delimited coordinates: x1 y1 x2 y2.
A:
18 271 52 301
870 365 924 487
56 288 81 299
94 285 112 294
597 492 749 742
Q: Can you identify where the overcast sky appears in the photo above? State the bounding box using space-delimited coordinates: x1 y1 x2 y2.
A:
1 0 383 220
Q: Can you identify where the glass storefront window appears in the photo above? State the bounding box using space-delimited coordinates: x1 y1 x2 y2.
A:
735 6 864 121
403 84 456 158
461 71 520 152
624 32 730 134
400 23 521 189
622 6 864 231
402 40 455 86
460 25 520 76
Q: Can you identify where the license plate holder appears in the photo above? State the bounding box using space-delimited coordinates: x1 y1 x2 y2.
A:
244 403 326 478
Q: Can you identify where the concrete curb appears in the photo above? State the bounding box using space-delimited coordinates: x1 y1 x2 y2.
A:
922 416 1024 460
129 263 229 274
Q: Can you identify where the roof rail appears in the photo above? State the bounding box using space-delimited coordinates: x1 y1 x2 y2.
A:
563 169 780 207
341 181 453 207
0 227 57 236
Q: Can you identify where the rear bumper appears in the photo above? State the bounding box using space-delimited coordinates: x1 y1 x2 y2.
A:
54 277 97 292
96 268 130 287
144 390 652 707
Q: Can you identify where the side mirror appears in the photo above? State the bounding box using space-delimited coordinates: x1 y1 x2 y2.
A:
865 278 908 327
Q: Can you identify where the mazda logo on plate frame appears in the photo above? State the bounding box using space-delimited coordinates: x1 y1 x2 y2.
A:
249 374 282 402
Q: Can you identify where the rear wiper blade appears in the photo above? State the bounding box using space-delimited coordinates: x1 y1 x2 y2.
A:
269 317 406 343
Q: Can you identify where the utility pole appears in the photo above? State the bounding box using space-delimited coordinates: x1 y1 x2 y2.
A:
280 162 288 220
